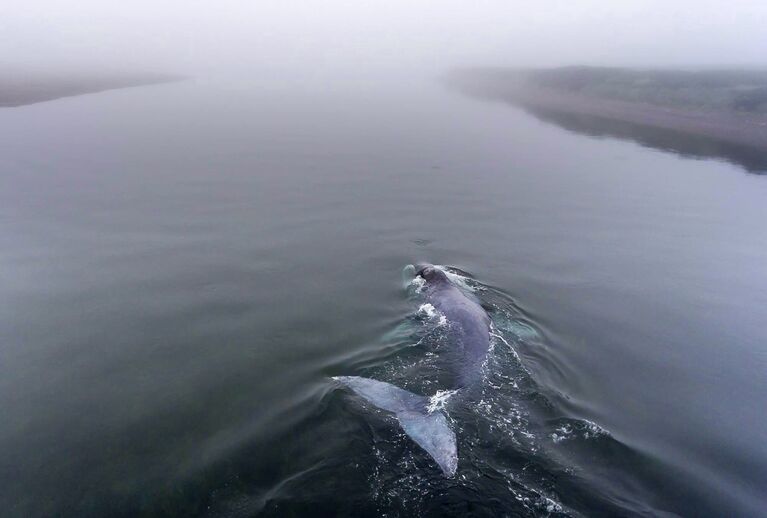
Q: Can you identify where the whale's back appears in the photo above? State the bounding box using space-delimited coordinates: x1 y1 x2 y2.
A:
427 282 490 388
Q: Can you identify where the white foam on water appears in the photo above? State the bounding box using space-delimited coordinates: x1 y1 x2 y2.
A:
550 419 609 443
435 265 477 292
551 424 573 443
418 303 437 318
427 389 459 413
582 419 609 439
490 329 523 365
541 496 564 514
418 303 449 327
409 275 426 293
508 486 565 516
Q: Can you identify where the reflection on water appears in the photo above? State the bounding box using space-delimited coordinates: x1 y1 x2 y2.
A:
522 106 767 174
444 73 767 175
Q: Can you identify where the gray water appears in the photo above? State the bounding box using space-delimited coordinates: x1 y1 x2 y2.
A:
1 79 765 517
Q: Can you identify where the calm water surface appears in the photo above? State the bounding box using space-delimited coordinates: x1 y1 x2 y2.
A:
1 79 765 516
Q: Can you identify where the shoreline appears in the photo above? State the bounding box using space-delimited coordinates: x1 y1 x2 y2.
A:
446 68 767 173
0 73 184 107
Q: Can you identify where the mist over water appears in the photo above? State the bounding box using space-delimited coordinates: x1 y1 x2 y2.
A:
5 1 767 80
2 2 767 517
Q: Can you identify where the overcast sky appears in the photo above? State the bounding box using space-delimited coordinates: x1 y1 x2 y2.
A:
2 1 766 79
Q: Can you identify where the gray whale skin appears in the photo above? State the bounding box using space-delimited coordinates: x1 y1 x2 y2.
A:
334 264 491 477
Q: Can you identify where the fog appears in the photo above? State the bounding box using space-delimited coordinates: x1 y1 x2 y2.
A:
3 1 767 83
4 2 767 517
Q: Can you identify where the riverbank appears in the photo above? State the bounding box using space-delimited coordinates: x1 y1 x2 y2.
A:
0 72 184 107
446 67 767 172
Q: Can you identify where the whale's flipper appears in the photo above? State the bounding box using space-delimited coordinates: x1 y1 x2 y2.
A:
334 376 457 476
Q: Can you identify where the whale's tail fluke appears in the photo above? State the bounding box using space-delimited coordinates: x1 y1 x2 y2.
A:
333 376 457 477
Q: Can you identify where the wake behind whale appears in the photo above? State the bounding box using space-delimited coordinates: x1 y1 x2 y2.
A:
324 266 663 516
334 264 491 476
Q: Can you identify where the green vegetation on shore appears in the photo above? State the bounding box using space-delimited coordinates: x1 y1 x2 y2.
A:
528 67 767 114
451 66 767 115
446 66 767 173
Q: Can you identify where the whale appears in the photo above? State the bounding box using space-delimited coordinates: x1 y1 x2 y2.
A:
334 264 491 477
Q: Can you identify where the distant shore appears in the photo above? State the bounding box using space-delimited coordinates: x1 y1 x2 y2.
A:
0 72 184 107
446 67 767 172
